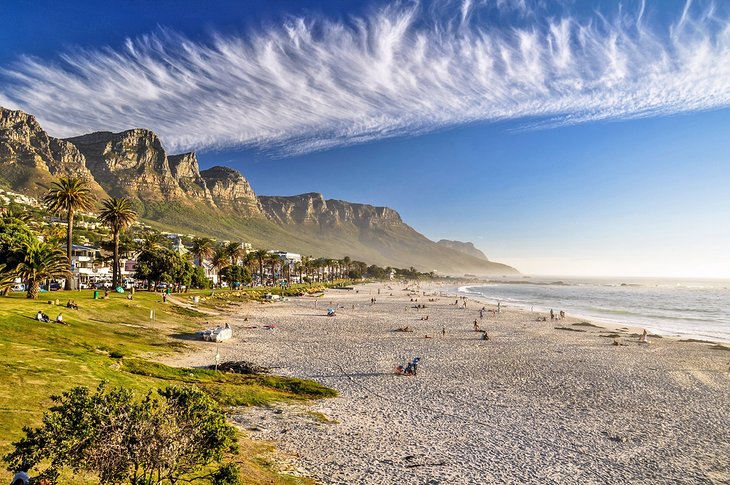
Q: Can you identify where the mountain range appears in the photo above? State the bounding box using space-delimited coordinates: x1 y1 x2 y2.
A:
0 107 517 275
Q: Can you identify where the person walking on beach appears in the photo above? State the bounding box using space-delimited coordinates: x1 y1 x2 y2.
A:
497 301 501 313
442 325 446 337
550 309 555 321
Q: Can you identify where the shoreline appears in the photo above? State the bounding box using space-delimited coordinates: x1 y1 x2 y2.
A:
167 281 730 484
452 282 730 344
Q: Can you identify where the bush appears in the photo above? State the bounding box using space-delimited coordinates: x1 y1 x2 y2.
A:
3 383 240 484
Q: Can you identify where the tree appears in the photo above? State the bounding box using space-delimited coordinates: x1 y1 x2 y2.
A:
42 177 96 290
218 265 252 287
134 249 196 289
3 383 241 485
190 266 211 289
252 249 268 285
343 256 351 279
191 237 214 267
266 254 280 282
98 197 137 289
366 265 388 280
224 242 245 267
0 212 35 272
15 239 69 298
139 231 168 252
0 264 16 294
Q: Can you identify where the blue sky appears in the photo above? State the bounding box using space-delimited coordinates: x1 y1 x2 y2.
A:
2 0 729 277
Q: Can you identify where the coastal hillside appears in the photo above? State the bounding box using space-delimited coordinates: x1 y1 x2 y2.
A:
259 193 516 273
0 106 518 275
437 240 490 261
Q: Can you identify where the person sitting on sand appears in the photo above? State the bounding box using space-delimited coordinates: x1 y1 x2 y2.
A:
473 320 480 331
482 331 490 341
639 329 649 344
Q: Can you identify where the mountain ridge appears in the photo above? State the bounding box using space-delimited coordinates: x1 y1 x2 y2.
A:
0 106 517 275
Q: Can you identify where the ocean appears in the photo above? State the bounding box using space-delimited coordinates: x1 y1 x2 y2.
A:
457 276 730 342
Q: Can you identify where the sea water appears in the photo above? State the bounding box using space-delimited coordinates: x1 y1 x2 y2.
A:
457 276 730 342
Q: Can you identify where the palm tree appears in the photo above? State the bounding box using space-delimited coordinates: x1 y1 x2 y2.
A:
253 249 268 286
343 256 351 279
190 237 214 267
139 232 167 252
0 263 17 295
98 197 137 288
16 240 69 299
225 242 245 267
266 254 280 283
299 256 311 283
43 177 95 290
211 245 230 285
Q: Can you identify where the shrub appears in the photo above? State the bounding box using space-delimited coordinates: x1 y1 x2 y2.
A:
3 383 240 484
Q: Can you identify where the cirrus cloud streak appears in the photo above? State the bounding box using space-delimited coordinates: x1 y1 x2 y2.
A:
1 1 730 155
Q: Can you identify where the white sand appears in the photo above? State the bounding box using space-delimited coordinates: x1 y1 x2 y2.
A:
172 283 730 484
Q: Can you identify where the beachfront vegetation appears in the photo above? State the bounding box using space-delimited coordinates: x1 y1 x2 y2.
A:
4 384 241 485
15 239 69 299
0 288 333 484
134 248 198 289
42 177 96 290
98 196 138 288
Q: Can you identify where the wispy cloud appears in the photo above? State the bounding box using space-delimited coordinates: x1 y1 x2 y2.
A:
1 1 730 155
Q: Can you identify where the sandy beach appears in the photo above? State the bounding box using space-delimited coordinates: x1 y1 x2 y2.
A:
171 283 730 484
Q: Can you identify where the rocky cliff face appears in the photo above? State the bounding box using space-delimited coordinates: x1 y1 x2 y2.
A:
437 240 489 261
168 152 213 203
0 107 103 195
258 193 516 274
200 166 263 215
0 106 518 275
65 129 185 202
260 193 403 227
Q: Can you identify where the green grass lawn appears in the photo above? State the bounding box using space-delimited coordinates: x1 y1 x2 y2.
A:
0 288 335 484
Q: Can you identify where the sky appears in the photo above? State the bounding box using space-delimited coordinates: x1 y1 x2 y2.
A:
1 0 729 277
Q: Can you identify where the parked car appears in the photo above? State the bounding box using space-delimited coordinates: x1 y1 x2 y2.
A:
11 284 25 292
79 282 90 289
49 282 61 291
94 281 111 289
156 283 168 290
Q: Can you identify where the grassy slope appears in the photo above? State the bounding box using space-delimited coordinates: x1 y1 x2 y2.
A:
0 289 333 484
141 202 518 275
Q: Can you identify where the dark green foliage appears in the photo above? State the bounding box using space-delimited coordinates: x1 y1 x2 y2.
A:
3 383 240 484
0 212 35 272
191 265 211 289
218 265 252 287
134 249 196 287
365 265 388 279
